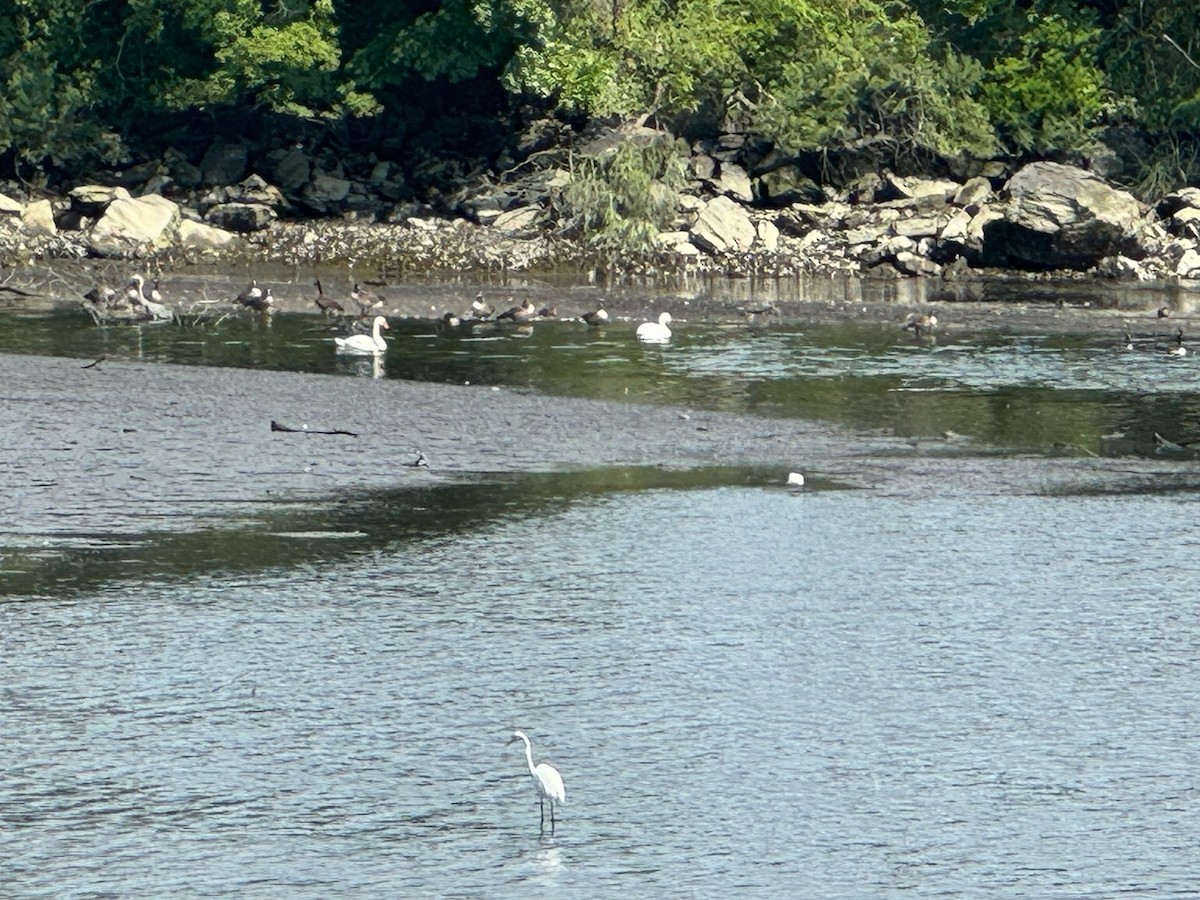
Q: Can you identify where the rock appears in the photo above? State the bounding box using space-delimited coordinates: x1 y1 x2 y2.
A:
981 162 1146 270
756 219 779 252
227 174 287 210
878 172 959 203
1169 207 1200 240
893 251 942 277
491 205 545 236
754 166 823 208
1157 187 1200 220
87 194 181 258
1095 255 1146 280
953 176 993 209
0 192 22 215
657 230 701 255
689 155 717 181
1176 248 1200 278
205 202 277 233
893 214 943 239
690 195 756 255
69 184 131 218
300 173 352 213
710 162 754 203
274 147 312 194
179 219 240 252
200 142 248 186
21 199 57 236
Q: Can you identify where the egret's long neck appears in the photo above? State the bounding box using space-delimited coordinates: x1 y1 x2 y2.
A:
522 737 536 776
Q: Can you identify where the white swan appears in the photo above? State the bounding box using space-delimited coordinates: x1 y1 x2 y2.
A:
636 311 673 343
335 315 390 355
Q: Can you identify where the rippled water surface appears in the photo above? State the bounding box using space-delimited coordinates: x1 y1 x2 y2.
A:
3 488 1198 896
3 287 1200 896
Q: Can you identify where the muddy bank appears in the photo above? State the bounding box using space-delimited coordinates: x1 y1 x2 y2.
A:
4 352 1197 556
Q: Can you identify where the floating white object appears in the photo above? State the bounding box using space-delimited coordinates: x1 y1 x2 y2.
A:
636 311 673 343
787 472 805 487
334 315 390 355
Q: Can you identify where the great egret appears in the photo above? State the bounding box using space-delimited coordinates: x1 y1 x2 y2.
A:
509 729 566 832
335 315 390 355
636 311 673 343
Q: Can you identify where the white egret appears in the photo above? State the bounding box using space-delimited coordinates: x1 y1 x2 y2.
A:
509 729 566 832
335 315 390 355
636 311 673 343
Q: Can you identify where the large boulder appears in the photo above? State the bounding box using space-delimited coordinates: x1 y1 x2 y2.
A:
179 219 240 252
87 194 181 257
200 142 248 185
21 199 57 236
690 195 756 255
981 162 1146 270
205 202 277 233
69 184 131 218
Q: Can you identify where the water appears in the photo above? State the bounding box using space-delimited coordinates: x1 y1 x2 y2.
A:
3 286 1200 895
3 489 1198 896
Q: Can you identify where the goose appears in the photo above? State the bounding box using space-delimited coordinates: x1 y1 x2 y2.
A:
314 279 344 315
495 298 537 322
471 292 495 319
535 305 557 319
581 306 609 326
351 283 383 316
901 312 938 338
335 315 389 355
235 279 263 307
636 311 673 343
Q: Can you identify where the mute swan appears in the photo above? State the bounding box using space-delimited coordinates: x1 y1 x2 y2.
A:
335 315 389 355
636 311 673 343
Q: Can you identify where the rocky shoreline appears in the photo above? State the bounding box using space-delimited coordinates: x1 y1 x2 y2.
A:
4 121 1200 326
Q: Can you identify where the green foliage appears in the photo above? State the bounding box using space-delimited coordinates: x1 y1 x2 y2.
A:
978 11 1108 153
556 134 688 255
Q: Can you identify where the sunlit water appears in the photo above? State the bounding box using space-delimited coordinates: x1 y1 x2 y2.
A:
3 293 1200 895
3 489 1198 896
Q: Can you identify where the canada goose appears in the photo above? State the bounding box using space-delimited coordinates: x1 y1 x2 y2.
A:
901 312 938 338
581 307 609 326
314 279 344 315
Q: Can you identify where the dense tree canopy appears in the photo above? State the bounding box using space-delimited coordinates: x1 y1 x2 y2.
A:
0 0 1197 193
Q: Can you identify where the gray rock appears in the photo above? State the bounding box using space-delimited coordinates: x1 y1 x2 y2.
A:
491 206 545 236
69 184 131 218
179 219 240 252
301 173 352 212
87 195 181 258
953 177 992 209
982 162 1146 270
893 250 942 277
205 202 277 233
754 166 823 208
227 174 287 210
200 142 248 186
690 195 756 254
273 148 312 194
0 192 22 215
711 162 754 203
1176 247 1200 278
21 199 57 236
756 219 780 252
1157 187 1200 220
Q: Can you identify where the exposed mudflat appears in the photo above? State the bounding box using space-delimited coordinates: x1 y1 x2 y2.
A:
5 349 1200 552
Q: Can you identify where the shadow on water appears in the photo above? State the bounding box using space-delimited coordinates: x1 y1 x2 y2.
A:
0 464 818 599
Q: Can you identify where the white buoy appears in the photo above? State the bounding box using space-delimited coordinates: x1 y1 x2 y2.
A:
787 472 805 487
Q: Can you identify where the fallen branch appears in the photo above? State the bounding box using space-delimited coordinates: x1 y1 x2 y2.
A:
270 419 358 437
